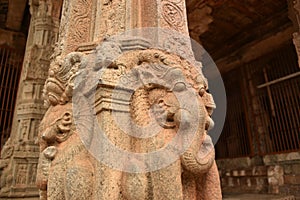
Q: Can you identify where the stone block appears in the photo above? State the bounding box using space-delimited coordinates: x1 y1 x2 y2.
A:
285 165 293 175
245 169 253 176
239 170 246 176
284 175 300 185
284 164 300 175
292 164 300 175
268 166 284 186
269 185 280 194
264 152 300 165
233 170 239 177
255 177 268 191
268 166 284 177
216 157 252 170
253 166 268 176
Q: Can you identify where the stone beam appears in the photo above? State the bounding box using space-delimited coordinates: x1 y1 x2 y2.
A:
288 0 300 31
186 0 234 48
186 0 228 9
188 4 213 43
216 25 294 73
5 0 27 31
0 28 26 50
210 8 291 61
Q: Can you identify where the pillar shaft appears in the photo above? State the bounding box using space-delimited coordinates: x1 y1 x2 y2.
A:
58 0 190 56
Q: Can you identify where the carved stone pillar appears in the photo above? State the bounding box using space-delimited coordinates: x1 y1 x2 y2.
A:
36 0 222 199
288 0 300 68
57 0 191 55
0 0 62 198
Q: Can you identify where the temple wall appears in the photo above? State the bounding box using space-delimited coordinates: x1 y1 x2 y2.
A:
217 152 300 198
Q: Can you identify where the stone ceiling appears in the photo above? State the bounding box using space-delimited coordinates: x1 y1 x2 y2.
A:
0 0 29 33
0 0 29 50
186 0 293 71
0 0 293 70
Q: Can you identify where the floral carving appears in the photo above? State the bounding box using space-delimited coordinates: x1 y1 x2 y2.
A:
62 0 93 54
162 1 184 29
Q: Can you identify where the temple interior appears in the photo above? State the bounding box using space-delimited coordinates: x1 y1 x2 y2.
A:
0 0 299 199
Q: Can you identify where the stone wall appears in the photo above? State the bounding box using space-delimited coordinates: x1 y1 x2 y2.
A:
217 152 300 199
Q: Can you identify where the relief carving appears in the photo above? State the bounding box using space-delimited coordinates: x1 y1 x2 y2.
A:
20 120 30 142
37 53 96 200
160 0 188 34
37 40 222 199
62 0 93 54
0 0 222 198
16 164 28 185
0 138 13 193
95 0 126 40
161 1 184 30
110 48 221 199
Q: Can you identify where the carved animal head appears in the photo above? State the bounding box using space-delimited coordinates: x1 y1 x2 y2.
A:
43 52 88 106
38 104 75 150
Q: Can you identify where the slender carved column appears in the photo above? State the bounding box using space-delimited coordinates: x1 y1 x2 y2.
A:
0 0 62 198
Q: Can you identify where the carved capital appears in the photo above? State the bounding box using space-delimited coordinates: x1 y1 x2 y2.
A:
29 0 62 20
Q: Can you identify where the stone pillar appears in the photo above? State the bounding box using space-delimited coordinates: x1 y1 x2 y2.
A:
37 0 222 200
56 0 94 55
288 0 300 68
57 0 191 55
0 0 62 198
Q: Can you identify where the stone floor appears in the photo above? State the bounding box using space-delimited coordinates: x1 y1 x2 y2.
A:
223 194 296 200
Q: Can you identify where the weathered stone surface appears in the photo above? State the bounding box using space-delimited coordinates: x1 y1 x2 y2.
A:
219 155 300 197
38 42 222 199
1 0 299 199
284 175 300 185
217 157 252 170
264 152 300 166
35 0 222 199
